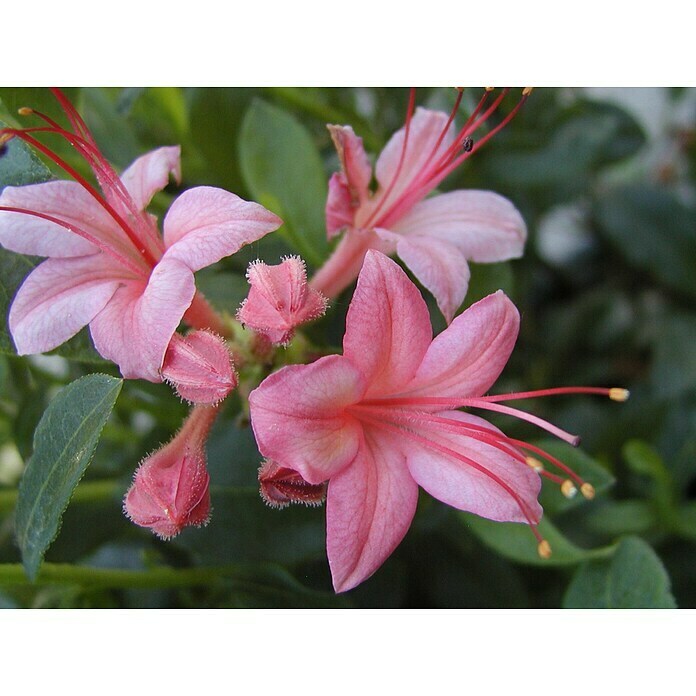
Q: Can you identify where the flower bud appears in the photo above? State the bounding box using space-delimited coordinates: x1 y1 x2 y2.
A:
237 256 328 346
258 459 327 509
124 405 218 539
161 330 236 404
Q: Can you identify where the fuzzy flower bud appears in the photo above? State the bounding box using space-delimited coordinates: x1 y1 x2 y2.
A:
161 330 236 404
237 256 328 346
258 459 327 509
124 405 218 539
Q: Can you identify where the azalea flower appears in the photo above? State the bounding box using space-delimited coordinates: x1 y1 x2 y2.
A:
311 88 530 322
250 251 628 592
0 89 281 381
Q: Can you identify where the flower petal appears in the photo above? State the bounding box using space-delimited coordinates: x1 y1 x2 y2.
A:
9 255 122 355
401 291 520 399
391 190 527 262
405 411 542 524
377 228 471 324
326 428 419 592
0 181 118 257
249 355 366 484
119 146 182 211
89 256 196 381
325 172 355 238
327 125 372 205
343 250 432 398
162 186 282 271
372 108 454 212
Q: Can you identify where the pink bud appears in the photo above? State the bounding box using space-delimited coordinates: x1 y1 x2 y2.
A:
258 459 327 509
237 256 328 346
161 330 237 404
124 405 218 539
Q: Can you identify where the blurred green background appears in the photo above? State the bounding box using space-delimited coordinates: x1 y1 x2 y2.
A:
0 87 694 608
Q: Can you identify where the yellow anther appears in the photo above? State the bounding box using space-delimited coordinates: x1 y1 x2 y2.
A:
525 456 544 472
580 482 596 500
484 86 495 92
0 133 12 147
537 540 552 559
609 388 630 402
561 479 578 498
522 87 534 96
17 107 34 116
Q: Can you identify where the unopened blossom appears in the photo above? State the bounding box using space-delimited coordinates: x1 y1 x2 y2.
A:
258 459 327 509
161 330 236 405
237 256 327 345
124 404 220 539
312 88 529 322
0 89 281 381
250 251 628 592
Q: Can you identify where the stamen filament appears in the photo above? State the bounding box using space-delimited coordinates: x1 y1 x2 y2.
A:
357 410 544 539
0 128 159 269
0 205 145 275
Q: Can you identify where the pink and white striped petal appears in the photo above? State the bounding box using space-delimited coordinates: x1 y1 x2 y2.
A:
402 291 520 400
249 355 366 484
89 256 197 381
162 186 282 271
405 411 542 524
119 146 182 212
9 254 123 355
0 181 121 258
391 189 527 263
343 250 432 398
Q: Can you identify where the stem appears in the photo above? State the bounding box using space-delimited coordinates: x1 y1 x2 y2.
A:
0 561 245 589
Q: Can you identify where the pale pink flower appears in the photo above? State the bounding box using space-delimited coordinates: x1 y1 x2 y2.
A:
161 330 236 405
250 251 627 592
237 256 327 346
0 90 281 381
124 404 218 539
312 88 529 322
258 459 327 509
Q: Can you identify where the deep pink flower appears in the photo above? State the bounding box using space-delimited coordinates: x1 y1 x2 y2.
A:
250 251 627 592
312 88 529 322
124 404 218 539
237 256 327 345
0 90 281 381
161 330 236 404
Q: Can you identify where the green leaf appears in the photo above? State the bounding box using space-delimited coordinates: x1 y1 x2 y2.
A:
536 439 615 516
563 536 677 608
593 185 696 301
0 118 53 192
15 374 123 580
239 99 328 266
461 512 613 566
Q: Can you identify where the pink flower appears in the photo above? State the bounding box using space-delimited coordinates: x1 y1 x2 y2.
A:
161 330 237 405
0 89 281 381
250 251 627 592
237 256 327 345
312 88 529 323
124 404 218 539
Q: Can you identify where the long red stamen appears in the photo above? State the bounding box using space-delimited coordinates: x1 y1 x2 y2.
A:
0 128 157 269
0 205 144 274
361 88 417 230
479 386 630 403
358 411 545 544
362 395 581 445
50 88 96 146
17 110 164 257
